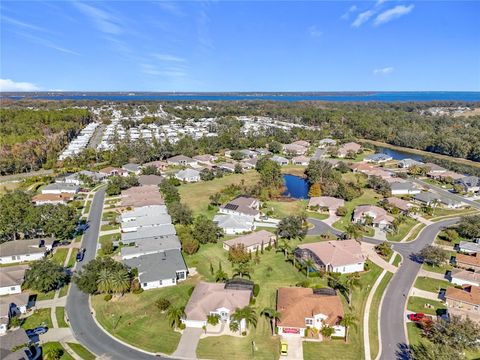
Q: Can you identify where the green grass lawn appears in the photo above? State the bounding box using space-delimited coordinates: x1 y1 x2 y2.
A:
100 224 119 232
392 254 402 267
178 171 260 215
421 262 453 275
59 284 69 298
424 208 477 220
67 249 78 268
56 307 68 328
407 296 446 316
405 223 426 242
84 200 92 214
102 211 119 221
51 248 69 266
386 218 419 242
280 164 306 177
414 276 453 293
302 262 383 360
32 290 56 301
306 211 330 221
42 342 74 360
264 199 307 218
21 308 53 329
369 271 393 360
92 281 195 354
332 189 382 234
66 343 96 360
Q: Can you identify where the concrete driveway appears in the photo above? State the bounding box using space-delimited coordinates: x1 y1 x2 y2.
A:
172 327 203 359
283 337 303 360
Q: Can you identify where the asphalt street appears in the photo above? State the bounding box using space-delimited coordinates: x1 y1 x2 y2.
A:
66 188 163 360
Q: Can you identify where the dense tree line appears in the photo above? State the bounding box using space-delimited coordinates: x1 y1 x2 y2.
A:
0 108 92 174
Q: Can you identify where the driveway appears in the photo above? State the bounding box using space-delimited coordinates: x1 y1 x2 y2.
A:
172 328 203 359
283 336 303 360
307 218 343 237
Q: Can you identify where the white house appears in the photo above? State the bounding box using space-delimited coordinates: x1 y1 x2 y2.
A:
0 239 54 265
213 214 255 235
41 183 79 195
450 269 480 287
0 265 28 296
175 168 201 183
121 213 172 233
219 196 261 219
353 205 394 230
390 181 421 196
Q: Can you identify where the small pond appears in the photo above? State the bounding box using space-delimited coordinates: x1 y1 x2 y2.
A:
375 146 424 161
282 174 310 199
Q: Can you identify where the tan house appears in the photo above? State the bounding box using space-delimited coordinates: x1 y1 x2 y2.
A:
385 197 413 213
193 154 216 164
99 166 129 177
291 156 310 166
450 269 480 287
308 196 345 212
445 285 480 314
455 253 480 272
142 160 168 171
296 240 366 274
337 142 361 158
276 287 345 338
283 143 308 155
32 193 74 205
222 230 275 252
353 205 394 230
120 185 165 207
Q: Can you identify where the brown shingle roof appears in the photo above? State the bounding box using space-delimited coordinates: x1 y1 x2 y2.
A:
308 196 345 210
223 230 275 249
298 240 365 268
0 265 28 287
446 285 480 306
277 287 344 328
456 253 480 267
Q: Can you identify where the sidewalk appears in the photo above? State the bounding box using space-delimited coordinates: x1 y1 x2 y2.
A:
35 297 67 309
40 328 75 343
361 242 397 273
410 288 440 301
417 268 448 281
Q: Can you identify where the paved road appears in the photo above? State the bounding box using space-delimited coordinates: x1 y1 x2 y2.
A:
66 188 162 360
378 218 459 360
412 178 480 210
307 218 344 237
172 328 202 359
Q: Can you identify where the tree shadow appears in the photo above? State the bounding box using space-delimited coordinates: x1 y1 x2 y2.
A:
396 342 412 360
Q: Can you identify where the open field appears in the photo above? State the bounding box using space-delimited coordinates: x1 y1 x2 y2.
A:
264 199 307 218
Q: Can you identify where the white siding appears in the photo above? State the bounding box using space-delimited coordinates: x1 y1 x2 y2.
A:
332 262 364 274
0 253 44 265
0 284 22 296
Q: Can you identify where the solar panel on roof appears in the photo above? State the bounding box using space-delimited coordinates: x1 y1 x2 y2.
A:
224 203 239 211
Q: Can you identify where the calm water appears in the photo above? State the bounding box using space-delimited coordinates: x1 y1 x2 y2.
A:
283 174 310 199
375 147 424 161
4 91 480 102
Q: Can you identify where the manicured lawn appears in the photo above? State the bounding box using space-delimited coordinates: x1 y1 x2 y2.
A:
405 223 426 242
99 233 121 244
102 211 119 221
92 281 194 354
51 248 69 266
42 342 74 360
100 224 119 232
414 276 453 293
386 218 419 242
332 189 382 234
392 254 402 267
84 200 92 214
56 307 68 328
32 290 56 301
407 296 446 316
369 271 393 360
178 171 260 215
306 211 330 221
421 262 453 275
302 262 383 360
21 308 53 329
407 322 423 346
264 199 307 218
67 249 78 268
425 208 477 220
66 343 96 360
59 284 69 298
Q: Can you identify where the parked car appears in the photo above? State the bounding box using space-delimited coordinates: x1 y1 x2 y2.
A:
408 313 427 322
280 341 288 356
26 326 48 337
76 248 86 262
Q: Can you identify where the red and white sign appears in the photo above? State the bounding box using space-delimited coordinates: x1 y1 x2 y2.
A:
282 327 300 334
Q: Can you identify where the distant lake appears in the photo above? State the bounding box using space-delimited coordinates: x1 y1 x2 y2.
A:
283 174 309 199
375 147 424 161
3 91 480 102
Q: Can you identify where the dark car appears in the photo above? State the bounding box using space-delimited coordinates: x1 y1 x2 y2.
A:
76 248 86 262
26 326 48 337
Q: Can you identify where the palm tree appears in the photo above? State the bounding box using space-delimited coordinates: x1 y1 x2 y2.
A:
261 307 281 336
320 325 335 340
111 269 130 295
340 313 357 343
327 274 349 303
231 306 258 330
215 268 229 282
43 346 63 360
276 240 292 259
345 224 362 241
97 268 113 294
303 258 315 278
345 272 361 304
229 320 240 333
167 306 185 329
233 263 253 279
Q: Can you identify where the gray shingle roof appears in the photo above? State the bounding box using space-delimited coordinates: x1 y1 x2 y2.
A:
121 225 177 243
120 235 181 258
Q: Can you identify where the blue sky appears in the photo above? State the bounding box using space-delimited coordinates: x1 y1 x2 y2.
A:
1 1 479 91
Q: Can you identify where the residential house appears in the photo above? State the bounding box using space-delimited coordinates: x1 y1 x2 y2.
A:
397 158 424 169
0 239 54 265
99 166 129 177
217 162 236 173
120 205 168 222
193 154 216 164
291 140 310 148
353 205 394 229
385 197 414 213
296 240 366 274
138 175 164 186
182 281 252 330
255 148 271 156
213 214 255 235
276 287 345 338
291 156 310 166
0 293 31 335
413 192 463 209
270 155 289 166
120 235 181 260
240 149 258 158
450 269 480 287
121 226 177 245
364 153 393 164
0 328 35 357
455 176 480 194
121 213 172 233
175 168 201 182
390 181 421 195
240 158 257 170
318 138 337 148
219 196 261 219
120 185 165 207
428 171 465 182
222 230 275 252
124 250 187 290
458 240 480 255
424 163 447 174
142 160 168 171
283 143 308 156
122 163 141 175
0 265 27 296
32 193 74 205
455 253 480 272
445 285 480 315
167 155 198 167
337 142 361 158
308 197 345 213
311 148 326 161
41 183 79 195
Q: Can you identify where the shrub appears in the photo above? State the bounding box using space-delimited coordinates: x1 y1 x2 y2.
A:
253 284 260 297
179 323 186 330
242 331 247 336
104 294 112 301
207 314 220 326
132 288 144 294
156 298 171 311
336 206 348 217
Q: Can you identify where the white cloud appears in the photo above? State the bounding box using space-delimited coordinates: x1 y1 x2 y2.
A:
155 1 185 17
375 0 387 7
153 54 187 63
374 5 414 26
308 25 323 38
2 15 49 33
352 10 375 28
0 79 40 92
14 31 81 56
341 5 358 20
373 67 394 75
73 2 122 34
